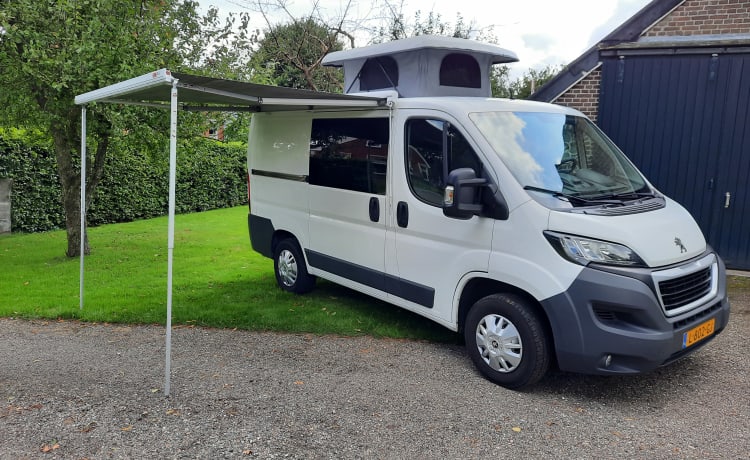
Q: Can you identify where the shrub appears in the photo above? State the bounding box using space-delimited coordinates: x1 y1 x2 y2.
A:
0 133 64 232
0 133 248 232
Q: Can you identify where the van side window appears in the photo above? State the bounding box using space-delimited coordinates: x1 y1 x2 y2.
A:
309 118 389 194
405 119 483 206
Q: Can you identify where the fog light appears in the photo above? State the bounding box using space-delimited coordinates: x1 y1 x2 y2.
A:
604 354 613 367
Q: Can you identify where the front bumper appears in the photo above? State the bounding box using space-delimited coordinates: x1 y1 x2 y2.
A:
541 251 730 375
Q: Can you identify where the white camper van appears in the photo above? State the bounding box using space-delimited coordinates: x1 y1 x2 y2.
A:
247 36 730 389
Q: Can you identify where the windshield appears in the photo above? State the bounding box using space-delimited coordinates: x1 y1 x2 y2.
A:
469 111 649 200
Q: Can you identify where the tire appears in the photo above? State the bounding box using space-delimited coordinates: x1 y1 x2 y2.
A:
273 239 315 294
464 293 550 389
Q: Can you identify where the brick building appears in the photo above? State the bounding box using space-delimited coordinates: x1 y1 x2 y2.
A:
531 0 750 269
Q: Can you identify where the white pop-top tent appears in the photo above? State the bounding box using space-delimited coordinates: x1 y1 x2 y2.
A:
322 35 518 98
74 69 386 396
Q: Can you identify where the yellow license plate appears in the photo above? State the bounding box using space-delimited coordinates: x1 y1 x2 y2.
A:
682 318 716 348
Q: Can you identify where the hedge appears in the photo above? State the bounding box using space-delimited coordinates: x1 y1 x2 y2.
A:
0 134 248 233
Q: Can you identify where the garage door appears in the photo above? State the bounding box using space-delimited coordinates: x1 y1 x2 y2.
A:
598 52 750 269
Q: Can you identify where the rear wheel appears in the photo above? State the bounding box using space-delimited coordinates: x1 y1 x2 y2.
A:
273 239 315 294
464 293 550 389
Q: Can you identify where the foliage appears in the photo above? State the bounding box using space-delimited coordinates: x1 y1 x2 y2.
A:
374 10 481 41
88 136 249 223
0 206 458 343
193 8 255 81
490 66 513 99
0 0 229 256
249 17 345 91
0 132 64 232
0 132 248 232
506 65 565 99
174 139 249 214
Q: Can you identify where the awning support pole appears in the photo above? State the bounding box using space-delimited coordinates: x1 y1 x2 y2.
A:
79 106 87 310
165 79 179 397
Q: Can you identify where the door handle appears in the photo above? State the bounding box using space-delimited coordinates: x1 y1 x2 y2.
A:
397 201 409 228
725 192 731 209
369 197 380 222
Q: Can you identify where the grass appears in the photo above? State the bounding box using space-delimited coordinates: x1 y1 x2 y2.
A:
0 206 458 343
5 206 746 342
728 274 750 291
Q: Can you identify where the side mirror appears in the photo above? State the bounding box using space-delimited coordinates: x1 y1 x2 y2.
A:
443 168 486 219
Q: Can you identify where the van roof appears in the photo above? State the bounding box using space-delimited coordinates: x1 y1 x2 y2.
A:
322 35 518 66
391 96 582 116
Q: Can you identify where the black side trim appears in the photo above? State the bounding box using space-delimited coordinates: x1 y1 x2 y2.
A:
305 249 435 308
248 214 275 258
251 169 308 182
388 274 435 309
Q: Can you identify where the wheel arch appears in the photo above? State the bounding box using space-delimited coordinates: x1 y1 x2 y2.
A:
456 277 556 359
272 231 316 294
271 229 312 270
271 229 298 255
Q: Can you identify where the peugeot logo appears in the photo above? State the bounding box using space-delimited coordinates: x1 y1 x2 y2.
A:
674 237 687 253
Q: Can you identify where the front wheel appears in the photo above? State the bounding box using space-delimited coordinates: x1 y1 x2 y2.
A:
464 294 550 389
273 239 315 294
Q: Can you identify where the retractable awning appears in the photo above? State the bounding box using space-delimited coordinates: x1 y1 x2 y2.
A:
75 68 387 110
75 69 387 397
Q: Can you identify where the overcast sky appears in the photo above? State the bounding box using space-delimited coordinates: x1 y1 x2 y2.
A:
200 0 653 78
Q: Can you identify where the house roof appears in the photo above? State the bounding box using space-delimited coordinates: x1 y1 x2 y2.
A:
529 0 685 102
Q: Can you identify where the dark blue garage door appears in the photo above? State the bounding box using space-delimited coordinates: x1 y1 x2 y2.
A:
598 52 750 269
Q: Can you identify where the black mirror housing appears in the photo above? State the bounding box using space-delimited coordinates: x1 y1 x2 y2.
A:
443 168 485 219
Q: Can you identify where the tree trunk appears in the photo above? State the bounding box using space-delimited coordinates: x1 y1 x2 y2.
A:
51 110 111 258
61 176 88 257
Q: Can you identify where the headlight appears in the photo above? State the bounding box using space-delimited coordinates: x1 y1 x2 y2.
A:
544 231 646 267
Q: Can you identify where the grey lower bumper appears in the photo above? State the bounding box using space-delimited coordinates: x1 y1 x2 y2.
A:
541 253 730 375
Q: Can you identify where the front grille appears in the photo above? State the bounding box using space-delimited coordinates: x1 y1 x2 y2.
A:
658 266 712 314
593 308 617 322
672 301 722 329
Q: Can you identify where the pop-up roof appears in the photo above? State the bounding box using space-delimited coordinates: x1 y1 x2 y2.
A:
322 35 518 98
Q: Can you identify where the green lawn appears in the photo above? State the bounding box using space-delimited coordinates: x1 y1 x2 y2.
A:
0 206 458 343
6 207 746 343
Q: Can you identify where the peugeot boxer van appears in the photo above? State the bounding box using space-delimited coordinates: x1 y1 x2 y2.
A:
247 36 730 389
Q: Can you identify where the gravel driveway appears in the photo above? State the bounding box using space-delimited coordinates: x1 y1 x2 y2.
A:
1 288 748 459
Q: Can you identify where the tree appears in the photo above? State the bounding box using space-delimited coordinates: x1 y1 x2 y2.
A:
490 66 513 99
249 17 345 91
374 9 480 42
194 7 255 81
0 0 214 256
242 0 361 92
505 65 564 99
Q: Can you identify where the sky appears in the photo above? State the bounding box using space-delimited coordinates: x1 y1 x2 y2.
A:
200 0 653 78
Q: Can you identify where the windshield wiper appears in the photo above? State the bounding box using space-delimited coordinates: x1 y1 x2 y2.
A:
590 191 657 201
523 186 619 206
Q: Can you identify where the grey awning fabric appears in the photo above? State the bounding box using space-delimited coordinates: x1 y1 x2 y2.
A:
75 68 386 111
